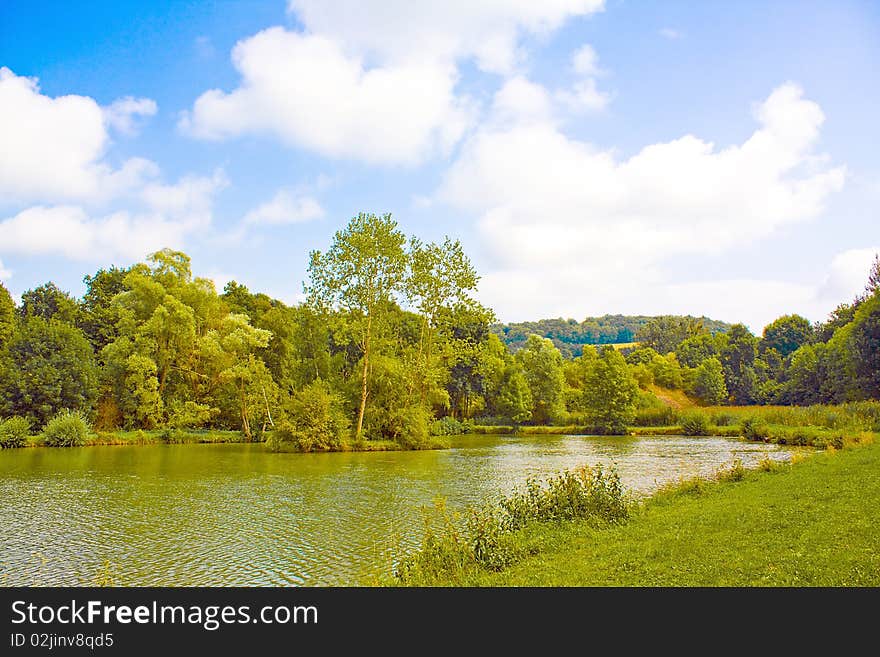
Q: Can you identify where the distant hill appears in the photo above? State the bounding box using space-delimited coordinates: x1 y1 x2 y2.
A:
492 315 733 358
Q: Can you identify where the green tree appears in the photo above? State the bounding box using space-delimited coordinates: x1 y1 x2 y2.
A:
581 347 638 433
19 282 80 325
849 292 880 399
306 213 407 439
692 357 727 405
721 324 758 404
635 316 707 354
0 282 14 349
760 314 812 357
80 266 130 351
0 317 97 426
514 334 565 424
497 365 533 427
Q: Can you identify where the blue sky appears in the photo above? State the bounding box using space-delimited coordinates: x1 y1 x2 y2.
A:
1 0 878 331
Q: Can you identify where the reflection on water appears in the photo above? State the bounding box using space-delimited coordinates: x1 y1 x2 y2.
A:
0 435 794 586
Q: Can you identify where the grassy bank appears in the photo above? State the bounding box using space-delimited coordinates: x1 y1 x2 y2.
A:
10 429 447 452
396 433 879 586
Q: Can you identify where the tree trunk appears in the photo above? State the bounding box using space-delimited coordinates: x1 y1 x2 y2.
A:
355 313 371 441
240 379 251 441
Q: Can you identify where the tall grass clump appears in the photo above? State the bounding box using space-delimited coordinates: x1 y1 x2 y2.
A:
0 416 31 448
680 412 710 436
632 406 679 427
430 416 472 436
395 465 628 585
42 410 91 447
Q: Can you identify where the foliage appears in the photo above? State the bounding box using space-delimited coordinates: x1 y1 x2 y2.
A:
430 416 472 436
0 316 98 426
580 347 639 434
692 357 728 405
267 381 350 452
42 409 91 447
680 412 710 436
395 465 628 585
514 334 565 424
496 366 533 426
760 314 812 357
0 416 30 448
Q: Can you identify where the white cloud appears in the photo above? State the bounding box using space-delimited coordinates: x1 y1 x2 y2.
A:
0 171 226 263
556 78 611 112
0 258 9 281
181 28 473 165
183 2 606 163
571 44 600 76
286 0 605 73
0 206 195 261
0 67 157 204
442 83 846 328
659 27 683 40
492 76 555 125
243 189 324 226
103 96 157 135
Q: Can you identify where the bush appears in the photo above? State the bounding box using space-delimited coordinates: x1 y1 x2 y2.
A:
680 412 709 436
395 405 433 449
740 417 769 442
0 416 30 448
632 405 678 427
431 416 468 436
42 410 91 447
268 381 349 452
395 464 629 585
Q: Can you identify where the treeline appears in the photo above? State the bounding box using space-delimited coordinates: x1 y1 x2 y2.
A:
0 212 878 448
493 315 731 357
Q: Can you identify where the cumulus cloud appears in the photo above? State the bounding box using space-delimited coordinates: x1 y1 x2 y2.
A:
103 96 158 135
243 189 325 226
183 2 606 163
181 28 473 164
0 171 226 262
286 0 605 73
441 83 846 329
0 67 157 204
571 44 601 76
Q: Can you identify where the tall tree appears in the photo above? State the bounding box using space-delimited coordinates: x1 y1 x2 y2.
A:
0 282 14 350
760 314 812 357
305 213 407 439
0 316 97 425
581 347 639 433
19 282 80 325
515 334 565 424
721 324 758 404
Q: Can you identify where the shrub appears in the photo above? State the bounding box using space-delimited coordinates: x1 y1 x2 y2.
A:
268 381 349 452
395 464 629 585
0 416 30 448
42 410 91 447
632 405 678 427
716 458 746 482
680 412 709 436
431 416 465 436
740 417 769 442
394 405 432 449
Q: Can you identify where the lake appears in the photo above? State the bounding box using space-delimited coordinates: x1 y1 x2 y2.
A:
0 434 794 586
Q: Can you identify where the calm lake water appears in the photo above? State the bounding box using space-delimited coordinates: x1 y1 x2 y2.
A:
0 435 794 586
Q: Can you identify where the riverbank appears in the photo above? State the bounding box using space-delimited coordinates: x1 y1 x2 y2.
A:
396 432 879 586
12 428 447 452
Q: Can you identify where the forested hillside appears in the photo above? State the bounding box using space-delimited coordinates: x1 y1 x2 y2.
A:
493 316 732 357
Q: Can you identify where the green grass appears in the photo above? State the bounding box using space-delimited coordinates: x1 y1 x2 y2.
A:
399 437 880 586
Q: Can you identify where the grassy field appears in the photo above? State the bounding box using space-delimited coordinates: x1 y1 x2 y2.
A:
398 436 880 586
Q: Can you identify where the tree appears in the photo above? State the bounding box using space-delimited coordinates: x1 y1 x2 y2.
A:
760 314 812 357
80 266 130 351
692 357 727 405
581 347 638 433
0 282 14 350
721 324 758 404
635 316 707 354
515 334 565 424
19 282 80 325
306 213 407 439
407 237 481 406
0 317 97 425
497 365 532 426
676 332 726 368
849 292 880 399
